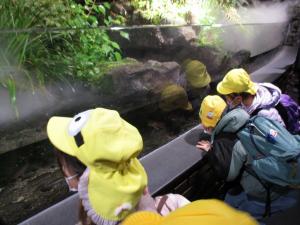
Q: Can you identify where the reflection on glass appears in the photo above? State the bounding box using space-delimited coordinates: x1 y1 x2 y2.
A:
0 0 290 224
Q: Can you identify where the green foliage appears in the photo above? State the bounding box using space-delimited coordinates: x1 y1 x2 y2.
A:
0 0 127 117
131 0 188 24
130 0 248 49
130 0 248 25
57 0 124 81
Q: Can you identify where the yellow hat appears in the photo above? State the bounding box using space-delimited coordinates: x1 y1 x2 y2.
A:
122 199 258 225
217 68 257 95
159 84 193 112
199 95 226 128
183 60 211 89
47 108 147 222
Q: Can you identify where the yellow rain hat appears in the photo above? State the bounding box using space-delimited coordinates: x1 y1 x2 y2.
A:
47 108 147 222
159 84 193 112
122 199 258 225
199 95 226 128
217 68 257 95
183 60 211 89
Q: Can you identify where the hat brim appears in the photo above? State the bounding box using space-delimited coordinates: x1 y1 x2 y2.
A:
217 81 258 95
216 81 233 95
47 117 77 156
247 84 258 95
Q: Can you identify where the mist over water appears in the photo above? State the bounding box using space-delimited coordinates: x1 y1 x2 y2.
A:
237 1 291 24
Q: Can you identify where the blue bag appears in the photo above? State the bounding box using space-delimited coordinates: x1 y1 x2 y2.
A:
237 116 300 187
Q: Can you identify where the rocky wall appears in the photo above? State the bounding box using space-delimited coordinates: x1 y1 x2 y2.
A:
286 2 300 46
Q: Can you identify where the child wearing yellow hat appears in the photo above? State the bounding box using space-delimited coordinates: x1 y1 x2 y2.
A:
216 68 285 126
47 108 190 225
196 96 298 224
122 199 258 225
47 108 150 225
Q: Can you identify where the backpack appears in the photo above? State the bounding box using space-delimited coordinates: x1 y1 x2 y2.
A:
237 115 300 188
252 94 300 135
275 94 300 135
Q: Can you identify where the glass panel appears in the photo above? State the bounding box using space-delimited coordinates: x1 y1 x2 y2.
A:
0 0 290 224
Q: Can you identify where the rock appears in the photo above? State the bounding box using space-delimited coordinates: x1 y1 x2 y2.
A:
110 26 197 52
221 50 251 74
106 60 185 113
111 2 130 16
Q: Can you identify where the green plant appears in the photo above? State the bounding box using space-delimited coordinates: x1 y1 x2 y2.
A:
61 0 123 81
130 0 249 25
130 0 248 49
131 0 188 24
0 0 127 117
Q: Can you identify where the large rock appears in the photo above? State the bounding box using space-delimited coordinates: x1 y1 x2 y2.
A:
110 26 198 51
105 60 186 112
109 25 233 74
0 60 188 154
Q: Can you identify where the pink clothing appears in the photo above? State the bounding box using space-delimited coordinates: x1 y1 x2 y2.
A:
154 194 190 216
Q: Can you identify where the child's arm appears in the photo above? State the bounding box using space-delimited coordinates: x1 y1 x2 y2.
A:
54 149 84 191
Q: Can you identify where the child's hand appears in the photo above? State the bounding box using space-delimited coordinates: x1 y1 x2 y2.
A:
65 174 79 192
196 140 211 152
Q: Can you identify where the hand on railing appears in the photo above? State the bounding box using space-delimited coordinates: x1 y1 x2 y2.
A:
196 140 211 152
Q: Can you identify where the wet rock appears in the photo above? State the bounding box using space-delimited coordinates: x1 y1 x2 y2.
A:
106 60 185 113
226 50 251 70
110 26 197 51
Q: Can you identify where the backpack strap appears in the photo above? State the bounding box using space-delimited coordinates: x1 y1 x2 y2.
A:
251 108 261 117
248 120 269 158
156 195 169 215
275 102 289 125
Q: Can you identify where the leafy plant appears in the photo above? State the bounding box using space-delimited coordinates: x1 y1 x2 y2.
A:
0 0 127 117
130 0 249 25
130 0 249 49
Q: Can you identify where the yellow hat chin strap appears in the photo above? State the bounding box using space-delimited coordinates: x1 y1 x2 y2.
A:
73 131 84 148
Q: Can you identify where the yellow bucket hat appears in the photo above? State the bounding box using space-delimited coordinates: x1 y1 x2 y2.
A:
122 199 258 225
159 84 193 112
183 60 211 89
47 108 147 223
217 68 257 95
199 95 226 128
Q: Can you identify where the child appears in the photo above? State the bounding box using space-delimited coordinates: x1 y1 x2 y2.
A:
47 108 189 225
216 68 285 125
196 95 298 223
